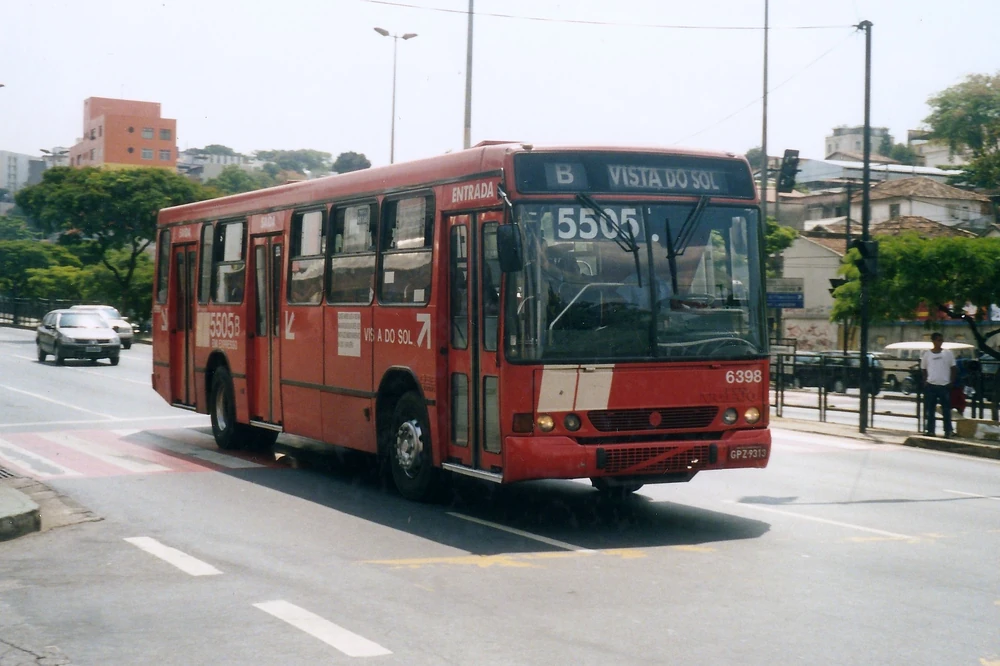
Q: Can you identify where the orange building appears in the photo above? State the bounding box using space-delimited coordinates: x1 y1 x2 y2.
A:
69 97 177 170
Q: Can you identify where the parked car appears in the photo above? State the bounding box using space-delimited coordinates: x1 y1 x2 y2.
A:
69 305 135 349
881 341 975 392
36 309 121 365
791 351 884 395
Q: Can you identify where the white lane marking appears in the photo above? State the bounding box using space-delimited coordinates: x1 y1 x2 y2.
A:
148 435 263 469
0 415 207 429
447 512 596 553
37 431 170 474
0 437 82 478
254 600 392 658
943 489 1000 502
124 537 222 576
14 355 151 385
721 501 915 540
0 384 118 420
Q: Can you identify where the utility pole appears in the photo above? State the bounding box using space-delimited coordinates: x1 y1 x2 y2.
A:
463 0 474 150
858 20 873 433
760 0 769 226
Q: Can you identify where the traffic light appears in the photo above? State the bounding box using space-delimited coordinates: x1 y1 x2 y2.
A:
828 278 847 295
777 149 800 193
850 239 879 277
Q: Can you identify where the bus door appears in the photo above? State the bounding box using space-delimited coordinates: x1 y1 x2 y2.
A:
445 211 504 475
249 234 283 424
169 243 197 406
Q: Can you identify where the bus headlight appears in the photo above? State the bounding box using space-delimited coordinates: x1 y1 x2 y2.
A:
722 408 738 425
537 415 555 432
744 407 761 424
564 413 581 431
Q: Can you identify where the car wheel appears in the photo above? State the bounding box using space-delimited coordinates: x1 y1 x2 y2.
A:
210 367 242 450
793 377 803 389
833 379 846 394
109 356 120 366
90 358 98 365
592 478 644 498
37 344 46 363
123 341 132 350
388 391 440 502
888 376 899 392
54 343 66 366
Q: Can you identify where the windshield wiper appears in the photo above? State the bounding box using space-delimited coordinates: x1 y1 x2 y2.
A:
664 195 711 295
576 193 642 287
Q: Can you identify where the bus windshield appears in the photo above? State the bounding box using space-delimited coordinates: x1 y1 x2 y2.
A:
505 202 766 363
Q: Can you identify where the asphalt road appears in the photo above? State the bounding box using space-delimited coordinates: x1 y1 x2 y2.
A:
1 326 998 665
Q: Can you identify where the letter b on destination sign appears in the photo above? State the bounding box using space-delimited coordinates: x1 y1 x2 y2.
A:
544 163 588 190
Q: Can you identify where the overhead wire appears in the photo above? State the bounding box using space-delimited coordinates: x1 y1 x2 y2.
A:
358 0 853 31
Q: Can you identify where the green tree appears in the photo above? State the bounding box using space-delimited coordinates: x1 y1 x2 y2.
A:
206 165 271 195
25 265 85 301
925 72 1000 190
254 149 333 175
188 144 239 158
15 166 212 303
333 151 371 173
0 215 40 241
888 142 921 166
745 146 765 172
765 217 797 277
0 240 79 299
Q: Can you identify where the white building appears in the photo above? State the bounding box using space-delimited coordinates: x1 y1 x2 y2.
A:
177 149 263 181
848 177 992 226
907 130 971 168
825 125 892 158
0 150 35 194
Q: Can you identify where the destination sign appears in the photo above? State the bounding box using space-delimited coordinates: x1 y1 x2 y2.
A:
514 152 756 199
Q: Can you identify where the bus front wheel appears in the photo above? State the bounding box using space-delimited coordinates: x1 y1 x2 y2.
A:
389 392 439 502
210 368 241 450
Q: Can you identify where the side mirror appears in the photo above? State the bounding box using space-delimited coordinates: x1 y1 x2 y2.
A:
496 224 524 273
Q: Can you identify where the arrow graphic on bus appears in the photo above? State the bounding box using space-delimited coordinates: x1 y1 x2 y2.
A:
284 312 295 340
416 314 431 349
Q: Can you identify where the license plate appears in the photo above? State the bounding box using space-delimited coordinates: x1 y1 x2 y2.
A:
85 346 100 353
729 446 768 460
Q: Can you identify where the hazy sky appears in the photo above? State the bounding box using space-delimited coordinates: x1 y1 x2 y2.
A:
2 0 998 166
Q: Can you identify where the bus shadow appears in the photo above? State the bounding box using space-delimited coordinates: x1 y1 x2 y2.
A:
218 437 770 555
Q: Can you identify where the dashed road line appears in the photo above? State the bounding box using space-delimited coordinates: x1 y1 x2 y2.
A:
254 600 392 658
124 537 222 576
12 355 150 383
0 437 82 478
447 512 595 553
943 489 1000 502
0 383 118 419
721 500 915 540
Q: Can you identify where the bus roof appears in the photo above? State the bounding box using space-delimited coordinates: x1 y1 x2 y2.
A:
159 143 754 225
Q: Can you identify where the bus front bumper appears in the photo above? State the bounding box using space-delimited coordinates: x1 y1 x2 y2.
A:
502 429 770 484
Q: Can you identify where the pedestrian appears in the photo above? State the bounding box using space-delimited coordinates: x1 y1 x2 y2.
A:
921 332 957 437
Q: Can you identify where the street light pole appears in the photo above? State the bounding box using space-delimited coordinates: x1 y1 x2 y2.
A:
463 0 474 149
858 19 873 433
374 27 418 164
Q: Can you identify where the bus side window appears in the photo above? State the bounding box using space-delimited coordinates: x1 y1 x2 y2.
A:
213 220 246 304
155 229 171 304
380 194 434 305
288 209 325 305
482 223 500 351
198 222 214 304
328 202 377 304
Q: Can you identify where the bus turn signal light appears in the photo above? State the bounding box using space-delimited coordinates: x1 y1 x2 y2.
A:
512 413 534 433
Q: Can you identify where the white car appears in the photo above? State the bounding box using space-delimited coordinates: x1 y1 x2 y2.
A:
70 305 135 349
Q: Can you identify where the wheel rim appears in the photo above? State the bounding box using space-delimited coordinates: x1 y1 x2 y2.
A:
215 388 229 432
394 419 424 478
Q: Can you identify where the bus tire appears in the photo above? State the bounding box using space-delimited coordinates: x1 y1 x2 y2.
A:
210 367 242 450
388 391 439 502
591 478 643 498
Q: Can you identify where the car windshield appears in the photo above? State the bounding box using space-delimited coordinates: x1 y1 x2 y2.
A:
58 313 108 328
505 202 765 363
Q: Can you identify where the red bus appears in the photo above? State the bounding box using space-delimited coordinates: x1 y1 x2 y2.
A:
152 143 770 500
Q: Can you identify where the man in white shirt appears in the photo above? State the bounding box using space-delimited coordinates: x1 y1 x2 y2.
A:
920 332 957 438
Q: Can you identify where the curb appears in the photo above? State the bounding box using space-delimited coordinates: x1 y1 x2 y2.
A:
902 435 1000 460
0 483 41 542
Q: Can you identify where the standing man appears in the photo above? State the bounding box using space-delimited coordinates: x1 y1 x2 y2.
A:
921 332 957 438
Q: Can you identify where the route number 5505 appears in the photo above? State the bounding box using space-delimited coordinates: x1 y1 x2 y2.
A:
726 369 762 384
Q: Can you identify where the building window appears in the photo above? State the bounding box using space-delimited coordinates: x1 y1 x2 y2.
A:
89 149 95 160
142 127 154 139
948 204 959 220
99 126 103 137
141 148 154 160
160 128 172 141
889 203 901 218
159 149 171 161
90 129 96 140
854 141 861 150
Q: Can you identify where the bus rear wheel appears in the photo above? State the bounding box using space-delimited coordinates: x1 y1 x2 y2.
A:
210 367 242 450
388 392 439 502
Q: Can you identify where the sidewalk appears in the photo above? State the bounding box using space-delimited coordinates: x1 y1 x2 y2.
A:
0 476 41 542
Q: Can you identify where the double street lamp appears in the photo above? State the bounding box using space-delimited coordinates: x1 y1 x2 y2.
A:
374 27 417 164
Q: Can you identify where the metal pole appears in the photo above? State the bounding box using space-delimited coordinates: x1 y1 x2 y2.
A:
760 0 769 225
390 36 398 164
463 0 474 150
858 20 873 433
